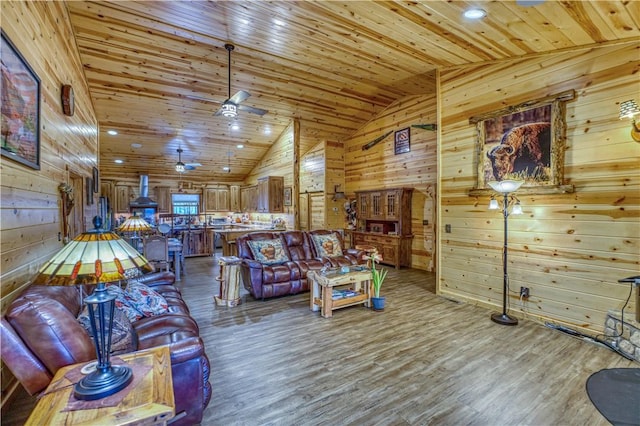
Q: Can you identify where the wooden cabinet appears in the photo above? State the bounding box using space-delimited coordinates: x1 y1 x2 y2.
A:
181 228 213 257
114 184 130 213
257 176 284 213
240 185 258 212
155 186 171 213
230 185 241 212
354 188 413 269
204 187 230 212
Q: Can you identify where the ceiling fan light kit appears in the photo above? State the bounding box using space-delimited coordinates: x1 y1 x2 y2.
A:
175 148 186 173
221 101 238 118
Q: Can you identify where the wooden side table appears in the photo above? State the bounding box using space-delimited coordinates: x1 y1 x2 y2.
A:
308 269 372 318
215 255 243 307
26 346 175 425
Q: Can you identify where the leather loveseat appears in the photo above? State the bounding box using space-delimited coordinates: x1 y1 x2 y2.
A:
0 271 211 425
237 230 366 300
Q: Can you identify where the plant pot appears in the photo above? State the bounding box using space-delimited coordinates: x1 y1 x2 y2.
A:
371 296 386 311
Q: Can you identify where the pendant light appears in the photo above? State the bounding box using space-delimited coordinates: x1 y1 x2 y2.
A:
175 148 185 173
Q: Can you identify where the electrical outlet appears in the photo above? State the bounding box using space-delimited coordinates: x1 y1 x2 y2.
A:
422 219 429 225
520 287 530 298
445 224 452 233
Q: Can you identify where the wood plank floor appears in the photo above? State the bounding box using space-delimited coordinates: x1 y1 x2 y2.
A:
3 255 637 425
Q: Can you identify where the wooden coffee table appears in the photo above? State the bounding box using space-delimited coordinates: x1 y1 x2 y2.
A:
26 346 175 425
308 269 372 318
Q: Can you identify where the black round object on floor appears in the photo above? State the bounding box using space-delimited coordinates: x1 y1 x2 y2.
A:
586 368 640 426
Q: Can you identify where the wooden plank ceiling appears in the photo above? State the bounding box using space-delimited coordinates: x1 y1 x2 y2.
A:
66 1 640 182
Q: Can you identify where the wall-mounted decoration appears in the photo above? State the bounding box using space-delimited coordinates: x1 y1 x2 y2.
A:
92 167 99 193
86 177 94 205
1 30 41 170
394 128 410 154
469 90 575 194
283 187 292 206
61 84 75 116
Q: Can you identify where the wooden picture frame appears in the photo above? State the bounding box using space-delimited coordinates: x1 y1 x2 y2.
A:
1 30 41 170
92 167 99 193
394 127 410 154
283 187 292 206
469 90 575 194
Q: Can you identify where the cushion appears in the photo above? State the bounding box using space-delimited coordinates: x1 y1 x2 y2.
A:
311 233 344 258
247 238 291 265
125 280 170 318
106 284 144 322
77 304 137 355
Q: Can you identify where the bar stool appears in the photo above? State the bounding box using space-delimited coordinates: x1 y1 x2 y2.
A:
214 256 243 307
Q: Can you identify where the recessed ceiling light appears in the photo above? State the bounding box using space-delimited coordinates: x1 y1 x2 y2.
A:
236 144 244 149
114 159 123 164
264 127 272 135
131 143 142 148
273 19 286 27
463 8 486 19
223 166 230 171
107 130 118 136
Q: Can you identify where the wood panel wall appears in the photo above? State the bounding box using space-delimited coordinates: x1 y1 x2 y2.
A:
438 41 640 334
0 1 99 409
343 94 438 271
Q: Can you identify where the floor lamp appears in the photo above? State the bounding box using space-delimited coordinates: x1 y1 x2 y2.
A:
31 216 153 400
488 180 524 326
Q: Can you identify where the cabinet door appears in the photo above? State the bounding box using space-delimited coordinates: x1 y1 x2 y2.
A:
230 185 241 212
369 191 385 219
115 185 130 213
217 187 230 211
380 244 398 267
257 179 268 212
267 177 284 213
205 189 218 211
357 193 369 218
385 190 400 220
155 187 170 213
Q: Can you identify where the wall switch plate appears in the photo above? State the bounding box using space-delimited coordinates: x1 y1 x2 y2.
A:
445 224 452 233
422 220 429 225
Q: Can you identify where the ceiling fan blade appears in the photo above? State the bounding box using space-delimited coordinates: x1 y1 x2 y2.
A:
229 90 251 105
238 104 268 116
183 94 222 104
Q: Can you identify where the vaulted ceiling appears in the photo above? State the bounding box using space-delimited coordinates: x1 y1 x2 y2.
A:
66 1 640 182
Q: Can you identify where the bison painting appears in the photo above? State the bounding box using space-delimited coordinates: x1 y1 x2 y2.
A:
487 122 551 181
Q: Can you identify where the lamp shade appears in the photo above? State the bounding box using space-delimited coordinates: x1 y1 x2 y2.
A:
118 215 152 232
33 217 152 286
488 180 524 194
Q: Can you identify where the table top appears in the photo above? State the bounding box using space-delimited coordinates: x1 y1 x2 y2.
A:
308 268 372 287
26 346 175 426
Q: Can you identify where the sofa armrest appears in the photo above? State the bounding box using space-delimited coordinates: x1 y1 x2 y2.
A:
136 271 176 286
0 318 53 395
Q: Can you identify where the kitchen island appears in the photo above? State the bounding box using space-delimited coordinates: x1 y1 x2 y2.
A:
214 225 285 257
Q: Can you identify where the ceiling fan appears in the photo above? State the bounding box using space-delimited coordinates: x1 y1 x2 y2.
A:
214 44 268 118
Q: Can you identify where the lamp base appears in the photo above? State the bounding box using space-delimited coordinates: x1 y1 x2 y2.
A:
491 312 518 326
74 364 133 401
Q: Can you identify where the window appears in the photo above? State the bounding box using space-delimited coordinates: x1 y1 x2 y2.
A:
172 193 200 216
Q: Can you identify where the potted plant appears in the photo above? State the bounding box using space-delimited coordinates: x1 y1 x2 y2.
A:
369 252 388 311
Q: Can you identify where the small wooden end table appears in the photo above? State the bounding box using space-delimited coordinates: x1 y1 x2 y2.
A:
308 269 372 318
26 346 175 425
215 255 243 307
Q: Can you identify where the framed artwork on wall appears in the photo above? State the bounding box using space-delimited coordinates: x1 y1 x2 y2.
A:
283 187 292 206
1 30 41 170
469 90 575 194
394 127 410 154
86 177 94 205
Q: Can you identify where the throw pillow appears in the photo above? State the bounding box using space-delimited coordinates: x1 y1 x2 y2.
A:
247 238 290 265
77 304 137 354
125 280 169 317
312 233 344 258
107 284 144 322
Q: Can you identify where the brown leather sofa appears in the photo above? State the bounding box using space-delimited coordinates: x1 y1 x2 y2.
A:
0 271 211 426
237 230 365 300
